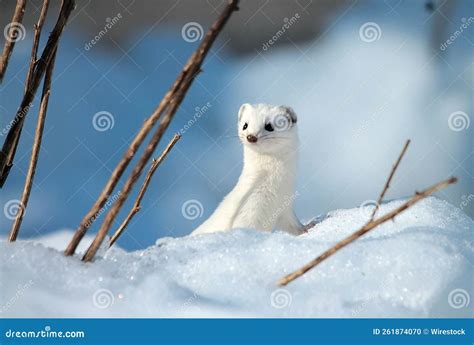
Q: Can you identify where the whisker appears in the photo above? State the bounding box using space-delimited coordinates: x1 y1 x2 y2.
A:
220 135 241 140
223 133 293 142
260 137 292 141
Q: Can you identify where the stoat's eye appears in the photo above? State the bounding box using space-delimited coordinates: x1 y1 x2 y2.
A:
264 123 274 132
242 123 248 130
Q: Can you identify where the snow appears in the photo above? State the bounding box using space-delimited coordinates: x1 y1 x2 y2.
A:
27 229 96 253
0 197 472 318
1 1 472 251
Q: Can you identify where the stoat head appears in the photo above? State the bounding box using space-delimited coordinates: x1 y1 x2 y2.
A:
237 103 298 155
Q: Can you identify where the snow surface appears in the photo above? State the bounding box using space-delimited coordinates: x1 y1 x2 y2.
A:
0 197 472 318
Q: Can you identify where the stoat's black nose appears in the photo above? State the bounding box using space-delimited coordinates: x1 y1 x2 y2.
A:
246 135 258 143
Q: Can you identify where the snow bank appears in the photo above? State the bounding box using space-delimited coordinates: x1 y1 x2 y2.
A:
0 197 472 318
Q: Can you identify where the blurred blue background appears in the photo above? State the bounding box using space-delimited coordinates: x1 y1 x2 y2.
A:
0 0 472 251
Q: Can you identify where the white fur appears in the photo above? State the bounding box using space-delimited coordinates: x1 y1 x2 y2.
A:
191 103 304 236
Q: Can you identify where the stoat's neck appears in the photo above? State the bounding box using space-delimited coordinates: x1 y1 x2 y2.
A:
243 147 297 170
241 143 298 189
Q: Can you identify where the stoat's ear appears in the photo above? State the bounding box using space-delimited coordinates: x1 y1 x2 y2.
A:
238 103 251 122
283 106 297 124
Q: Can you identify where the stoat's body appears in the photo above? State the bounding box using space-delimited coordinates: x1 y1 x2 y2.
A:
192 103 310 236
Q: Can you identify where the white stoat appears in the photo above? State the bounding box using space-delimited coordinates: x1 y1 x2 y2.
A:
192 103 313 236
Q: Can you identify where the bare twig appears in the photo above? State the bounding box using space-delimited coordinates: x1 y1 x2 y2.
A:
24 0 51 92
7 0 51 242
9 49 57 242
64 68 186 256
109 134 181 247
0 0 26 82
369 139 410 221
278 177 457 286
0 0 75 188
66 0 239 259
82 1 239 262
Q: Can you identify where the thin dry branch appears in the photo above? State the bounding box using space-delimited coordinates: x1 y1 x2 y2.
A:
0 0 27 82
278 176 457 286
109 134 181 247
65 0 239 259
24 0 51 92
64 67 186 256
8 0 51 241
82 1 240 262
0 0 75 188
369 139 410 221
9 49 57 242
